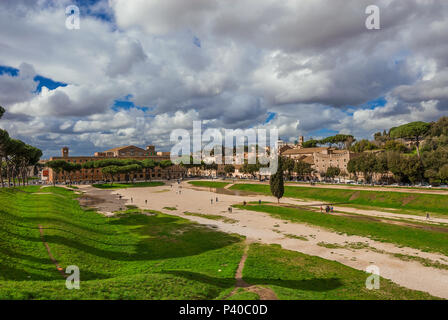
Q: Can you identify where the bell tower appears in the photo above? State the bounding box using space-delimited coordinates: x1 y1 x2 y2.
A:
62 147 69 158
298 136 304 148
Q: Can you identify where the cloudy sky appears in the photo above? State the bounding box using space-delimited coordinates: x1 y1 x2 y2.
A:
0 0 447 158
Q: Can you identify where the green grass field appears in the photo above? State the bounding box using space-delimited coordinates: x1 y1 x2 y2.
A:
0 186 242 299
0 186 438 299
243 243 435 300
231 184 448 216
234 204 448 256
92 181 165 189
188 181 229 188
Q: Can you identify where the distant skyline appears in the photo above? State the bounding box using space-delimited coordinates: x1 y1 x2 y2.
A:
1 0 448 158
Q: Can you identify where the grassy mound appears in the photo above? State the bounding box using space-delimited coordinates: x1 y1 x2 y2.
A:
231 184 448 215
0 186 243 299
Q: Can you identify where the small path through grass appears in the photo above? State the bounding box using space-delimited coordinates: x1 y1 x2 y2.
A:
38 224 67 278
227 242 278 300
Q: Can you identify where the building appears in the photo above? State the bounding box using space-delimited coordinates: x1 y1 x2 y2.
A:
47 146 186 184
281 146 356 180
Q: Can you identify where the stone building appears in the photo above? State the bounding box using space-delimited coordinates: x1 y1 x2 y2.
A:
281 146 355 180
47 146 185 184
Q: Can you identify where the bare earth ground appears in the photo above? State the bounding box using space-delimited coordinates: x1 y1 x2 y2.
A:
77 183 448 299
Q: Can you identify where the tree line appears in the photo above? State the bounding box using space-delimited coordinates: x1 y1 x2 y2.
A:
46 158 175 186
347 118 448 185
0 106 43 187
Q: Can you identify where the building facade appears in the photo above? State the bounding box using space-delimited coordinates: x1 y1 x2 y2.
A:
281 146 356 180
47 146 186 184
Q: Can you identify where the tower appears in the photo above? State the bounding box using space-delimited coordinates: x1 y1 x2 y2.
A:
146 145 155 155
61 147 69 158
298 136 304 147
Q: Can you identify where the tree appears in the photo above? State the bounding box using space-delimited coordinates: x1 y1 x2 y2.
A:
16 144 42 185
439 164 448 183
82 161 96 183
427 116 448 137
373 152 389 182
389 121 430 157
385 140 408 153
373 130 389 146
400 155 424 184
320 134 355 149
241 162 260 179
63 162 81 186
270 157 284 203
0 107 42 187
6 139 26 187
282 157 295 180
0 129 10 187
350 139 378 152
101 165 119 184
347 153 376 183
302 139 319 148
141 159 155 181
325 166 341 181
224 164 235 177
347 155 362 182
424 169 440 185
122 164 143 182
47 160 68 186
294 160 313 180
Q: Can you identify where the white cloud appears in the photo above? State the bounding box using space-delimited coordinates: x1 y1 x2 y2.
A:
0 0 448 157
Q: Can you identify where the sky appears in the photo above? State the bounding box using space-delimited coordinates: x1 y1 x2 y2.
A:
0 0 447 158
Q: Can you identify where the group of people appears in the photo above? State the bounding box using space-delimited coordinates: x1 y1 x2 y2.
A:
320 205 334 214
210 197 219 204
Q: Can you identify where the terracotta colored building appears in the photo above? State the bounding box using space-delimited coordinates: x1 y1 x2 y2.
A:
48 145 185 184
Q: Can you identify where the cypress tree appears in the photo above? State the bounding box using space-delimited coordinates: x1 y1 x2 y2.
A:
270 156 284 203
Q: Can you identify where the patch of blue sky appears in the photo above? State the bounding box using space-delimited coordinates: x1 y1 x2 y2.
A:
71 0 114 23
0 65 67 93
308 128 338 138
193 36 202 48
112 98 150 112
393 49 411 65
264 112 276 124
34 75 67 93
0 65 19 76
344 96 387 116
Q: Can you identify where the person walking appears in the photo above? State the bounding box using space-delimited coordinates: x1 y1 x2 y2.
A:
325 205 330 214
426 212 430 220
320 205 323 213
